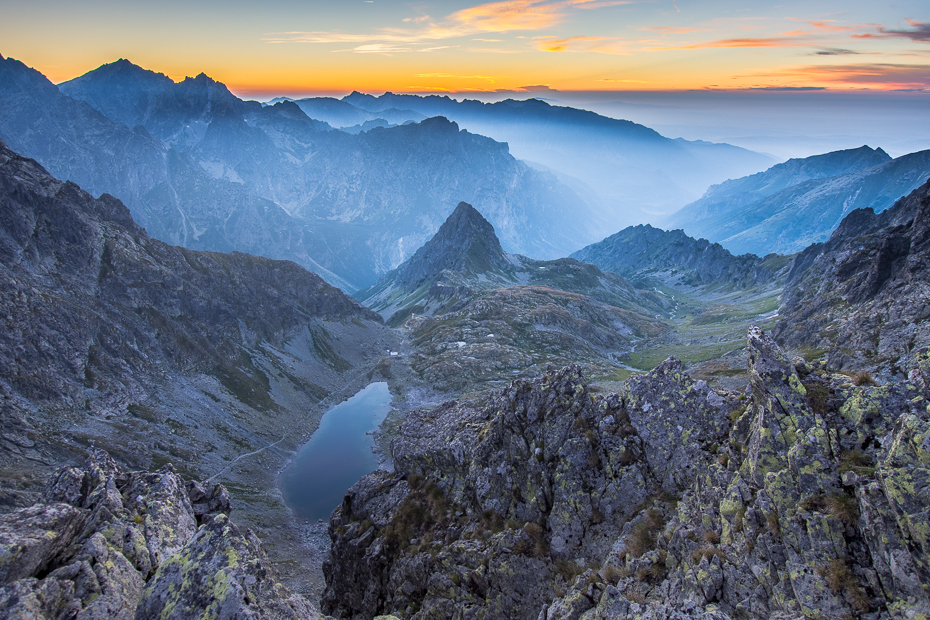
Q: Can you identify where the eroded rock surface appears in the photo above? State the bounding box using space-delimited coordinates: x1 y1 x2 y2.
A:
323 327 929 619
0 450 321 619
322 355 739 619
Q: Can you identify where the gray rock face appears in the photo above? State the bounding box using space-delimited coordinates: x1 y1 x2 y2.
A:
388 202 512 293
570 223 787 289
0 450 320 619
774 177 930 375
323 328 930 619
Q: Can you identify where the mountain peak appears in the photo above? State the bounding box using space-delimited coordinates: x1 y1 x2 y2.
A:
393 201 510 290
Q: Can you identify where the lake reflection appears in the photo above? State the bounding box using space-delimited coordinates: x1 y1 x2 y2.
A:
282 382 392 521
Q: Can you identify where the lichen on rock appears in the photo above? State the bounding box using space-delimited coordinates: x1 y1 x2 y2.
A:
0 449 321 619
323 327 930 620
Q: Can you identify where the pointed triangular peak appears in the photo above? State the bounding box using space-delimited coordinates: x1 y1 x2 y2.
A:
394 201 512 290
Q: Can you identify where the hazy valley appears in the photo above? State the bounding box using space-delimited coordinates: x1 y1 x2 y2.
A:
1 53 929 620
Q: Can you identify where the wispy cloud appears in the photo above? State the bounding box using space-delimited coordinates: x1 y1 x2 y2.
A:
654 17 890 52
414 73 499 82
264 0 632 46
747 85 825 91
877 19 930 42
536 35 605 51
813 48 860 56
848 19 930 44
513 84 560 92
742 62 930 90
662 36 812 49
640 26 706 35
337 44 412 53
534 33 635 54
787 18 867 34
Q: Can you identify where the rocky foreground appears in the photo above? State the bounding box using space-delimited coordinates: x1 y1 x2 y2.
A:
324 327 929 619
0 450 322 619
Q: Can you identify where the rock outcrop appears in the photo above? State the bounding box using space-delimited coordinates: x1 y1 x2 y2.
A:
0 450 321 619
774 177 930 376
322 327 929 619
322 354 739 618
0 135 399 607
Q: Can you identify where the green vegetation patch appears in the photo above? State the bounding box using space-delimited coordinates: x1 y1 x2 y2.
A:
211 351 275 411
309 327 352 372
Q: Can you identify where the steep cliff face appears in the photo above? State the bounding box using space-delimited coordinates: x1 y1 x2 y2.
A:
386 202 513 293
322 328 930 619
0 450 322 618
774 178 930 375
571 224 787 289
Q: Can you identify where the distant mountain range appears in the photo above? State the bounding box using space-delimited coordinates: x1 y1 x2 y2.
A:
667 145 930 256
0 57 601 290
267 96 426 131
300 91 776 225
570 223 788 290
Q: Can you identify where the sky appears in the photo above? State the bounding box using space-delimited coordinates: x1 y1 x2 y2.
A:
2 0 928 157
3 0 928 95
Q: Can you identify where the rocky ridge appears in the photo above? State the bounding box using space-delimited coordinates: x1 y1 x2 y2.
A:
570 223 789 290
668 145 892 230
0 449 322 618
774 177 930 376
323 327 930 619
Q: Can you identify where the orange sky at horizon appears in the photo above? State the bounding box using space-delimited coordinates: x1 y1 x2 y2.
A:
2 0 929 98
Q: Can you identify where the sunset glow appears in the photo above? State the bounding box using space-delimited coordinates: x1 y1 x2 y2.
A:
1 0 928 97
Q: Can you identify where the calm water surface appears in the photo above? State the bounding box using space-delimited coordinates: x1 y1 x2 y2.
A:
281 382 392 521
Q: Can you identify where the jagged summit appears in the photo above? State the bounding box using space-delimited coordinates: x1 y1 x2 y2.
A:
393 201 510 291
355 201 669 334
